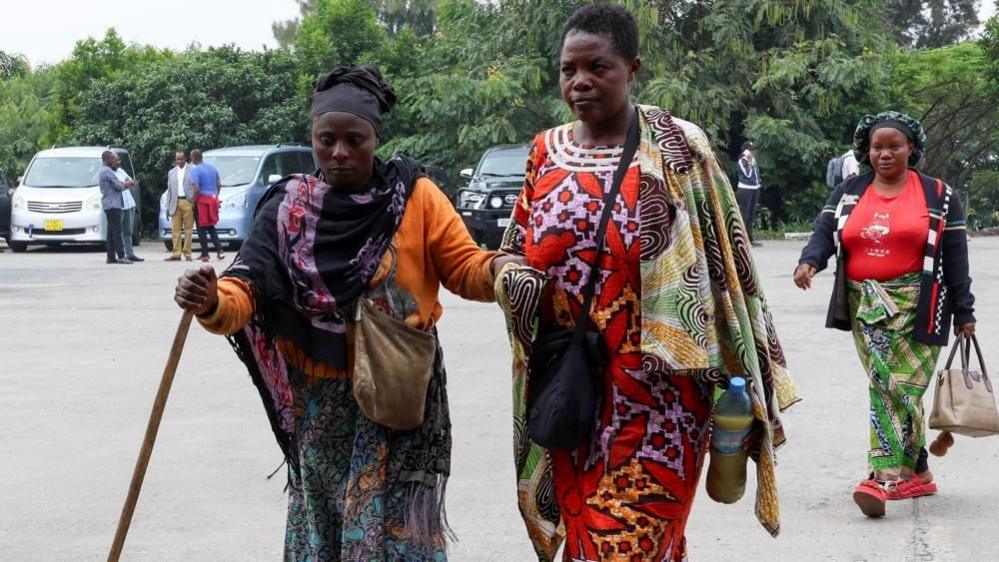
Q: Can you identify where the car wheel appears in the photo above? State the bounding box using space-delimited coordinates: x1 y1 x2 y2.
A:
10 241 27 253
163 240 173 252
228 240 243 252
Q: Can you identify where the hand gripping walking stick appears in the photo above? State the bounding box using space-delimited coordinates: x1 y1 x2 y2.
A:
108 310 195 562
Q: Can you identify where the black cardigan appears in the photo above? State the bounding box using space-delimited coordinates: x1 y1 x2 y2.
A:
798 171 975 346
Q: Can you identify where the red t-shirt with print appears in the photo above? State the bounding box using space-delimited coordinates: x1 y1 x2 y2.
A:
842 171 928 282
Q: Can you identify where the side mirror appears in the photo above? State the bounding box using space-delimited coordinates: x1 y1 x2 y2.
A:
460 168 474 179
268 174 283 185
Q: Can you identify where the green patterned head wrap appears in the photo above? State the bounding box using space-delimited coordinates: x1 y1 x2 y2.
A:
852 111 926 168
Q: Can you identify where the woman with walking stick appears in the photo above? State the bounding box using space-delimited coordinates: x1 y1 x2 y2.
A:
174 65 519 560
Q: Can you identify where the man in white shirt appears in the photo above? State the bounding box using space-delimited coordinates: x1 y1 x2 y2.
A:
736 141 763 246
164 150 196 261
114 155 144 262
841 149 860 180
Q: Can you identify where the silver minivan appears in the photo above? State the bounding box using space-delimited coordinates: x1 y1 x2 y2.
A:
9 146 141 252
158 145 316 251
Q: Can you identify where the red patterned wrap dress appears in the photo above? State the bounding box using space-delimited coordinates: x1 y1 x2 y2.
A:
504 123 713 561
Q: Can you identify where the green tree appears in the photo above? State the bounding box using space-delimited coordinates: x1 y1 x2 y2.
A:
888 0 980 48
71 46 308 231
0 50 30 81
273 0 321 48
372 0 439 35
379 0 579 189
623 0 896 223
0 70 57 181
275 0 438 48
959 12 999 227
295 0 385 81
49 29 167 142
889 43 996 186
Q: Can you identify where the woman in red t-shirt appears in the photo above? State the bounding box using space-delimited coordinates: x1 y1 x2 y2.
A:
794 112 977 518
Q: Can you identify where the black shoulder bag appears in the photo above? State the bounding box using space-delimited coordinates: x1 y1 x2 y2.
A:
527 107 640 451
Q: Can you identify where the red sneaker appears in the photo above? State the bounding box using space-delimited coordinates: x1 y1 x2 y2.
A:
885 476 937 500
853 479 887 517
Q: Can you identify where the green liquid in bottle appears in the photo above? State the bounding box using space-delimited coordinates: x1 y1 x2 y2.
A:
705 377 754 504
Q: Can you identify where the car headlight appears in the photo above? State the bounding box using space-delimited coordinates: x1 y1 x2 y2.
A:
85 193 102 210
489 196 504 209
11 192 26 210
459 192 485 209
221 192 247 210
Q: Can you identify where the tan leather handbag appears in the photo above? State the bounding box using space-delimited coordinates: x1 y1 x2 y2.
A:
352 298 436 430
929 334 999 438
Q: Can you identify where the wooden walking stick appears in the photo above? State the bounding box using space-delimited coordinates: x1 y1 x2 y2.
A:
108 310 195 562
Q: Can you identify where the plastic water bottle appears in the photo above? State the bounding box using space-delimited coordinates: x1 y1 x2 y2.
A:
705 376 754 504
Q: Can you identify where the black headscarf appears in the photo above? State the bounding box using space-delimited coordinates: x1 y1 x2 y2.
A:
852 111 927 168
311 65 396 136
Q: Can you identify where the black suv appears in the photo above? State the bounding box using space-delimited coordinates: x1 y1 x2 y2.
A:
455 144 529 249
0 170 10 244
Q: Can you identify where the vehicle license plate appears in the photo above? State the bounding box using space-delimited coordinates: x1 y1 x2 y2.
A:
44 219 64 232
497 218 511 227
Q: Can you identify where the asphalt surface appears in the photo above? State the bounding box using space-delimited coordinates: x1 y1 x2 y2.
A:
1 239 997 561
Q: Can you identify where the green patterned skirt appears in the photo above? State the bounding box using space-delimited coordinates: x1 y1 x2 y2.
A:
848 273 941 481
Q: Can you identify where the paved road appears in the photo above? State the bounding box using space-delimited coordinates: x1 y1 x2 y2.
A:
1 239 997 561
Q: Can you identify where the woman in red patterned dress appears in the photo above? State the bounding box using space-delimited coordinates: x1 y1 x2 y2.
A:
503 5 712 561
499 4 796 561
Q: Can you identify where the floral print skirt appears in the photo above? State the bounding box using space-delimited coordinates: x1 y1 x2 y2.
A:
283 376 447 562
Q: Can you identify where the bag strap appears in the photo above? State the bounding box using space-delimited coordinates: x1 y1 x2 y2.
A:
970 334 992 393
945 333 993 393
572 107 641 344
944 333 966 370
943 334 976 390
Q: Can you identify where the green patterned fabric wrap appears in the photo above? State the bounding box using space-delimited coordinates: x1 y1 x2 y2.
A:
636 108 799 537
848 273 941 480
494 264 562 561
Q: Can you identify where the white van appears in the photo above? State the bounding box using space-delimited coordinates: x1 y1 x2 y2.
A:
9 146 141 252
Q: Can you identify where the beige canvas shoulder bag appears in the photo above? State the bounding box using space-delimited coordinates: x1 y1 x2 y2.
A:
352 298 436 430
930 334 999 438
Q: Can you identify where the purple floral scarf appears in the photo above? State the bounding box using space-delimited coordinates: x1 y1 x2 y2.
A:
223 158 420 448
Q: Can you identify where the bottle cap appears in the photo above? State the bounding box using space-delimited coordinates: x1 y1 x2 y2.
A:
729 376 746 390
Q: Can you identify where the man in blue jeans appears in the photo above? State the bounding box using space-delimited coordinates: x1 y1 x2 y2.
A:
98 151 134 264
114 155 144 262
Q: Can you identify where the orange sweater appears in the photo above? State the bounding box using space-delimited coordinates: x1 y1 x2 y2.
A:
198 177 498 335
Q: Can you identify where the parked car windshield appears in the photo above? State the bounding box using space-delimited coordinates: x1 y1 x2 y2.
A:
205 156 261 187
24 157 101 188
477 149 528 178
